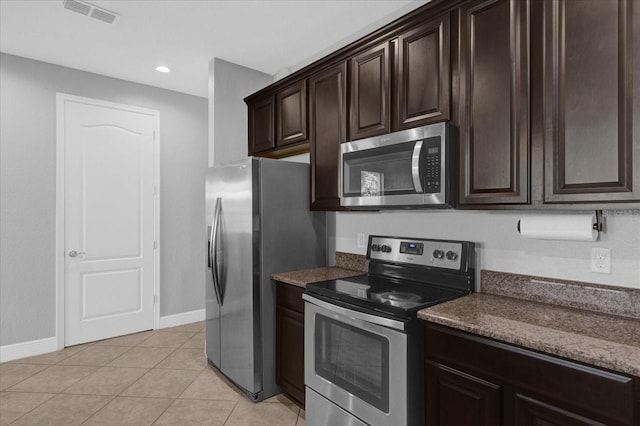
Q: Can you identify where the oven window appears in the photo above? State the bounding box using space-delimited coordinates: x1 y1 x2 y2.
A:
343 141 419 197
314 314 389 412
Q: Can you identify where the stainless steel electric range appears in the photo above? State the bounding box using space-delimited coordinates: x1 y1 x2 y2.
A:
303 235 475 426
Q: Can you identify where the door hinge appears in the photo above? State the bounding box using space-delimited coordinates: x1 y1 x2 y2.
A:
153 240 158 249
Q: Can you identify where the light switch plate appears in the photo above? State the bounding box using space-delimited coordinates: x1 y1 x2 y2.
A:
590 248 611 274
357 233 366 248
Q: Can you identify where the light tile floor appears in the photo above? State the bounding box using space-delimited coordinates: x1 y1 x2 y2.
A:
0 322 305 426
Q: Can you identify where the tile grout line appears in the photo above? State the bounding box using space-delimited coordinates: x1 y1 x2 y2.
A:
76 394 118 425
3 390 56 426
221 400 240 426
147 364 207 425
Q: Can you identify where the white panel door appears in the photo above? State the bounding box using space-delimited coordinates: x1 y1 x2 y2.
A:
62 96 156 346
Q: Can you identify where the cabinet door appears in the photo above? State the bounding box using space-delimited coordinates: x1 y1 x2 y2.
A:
248 95 275 154
543 0 640 202
513 393 615 426
276 305 305 406
309 62 348 211
426 322 638 426
425 361 501 426
349 42 391 140
277 81 308 147
458 0 530 205
395 13 451 130
275 282 305 406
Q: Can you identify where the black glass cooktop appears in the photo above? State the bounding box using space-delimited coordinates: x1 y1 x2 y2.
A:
305 273 466 319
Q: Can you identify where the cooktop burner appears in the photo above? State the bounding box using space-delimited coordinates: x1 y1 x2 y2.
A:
372 291 422 306
304 236 475 320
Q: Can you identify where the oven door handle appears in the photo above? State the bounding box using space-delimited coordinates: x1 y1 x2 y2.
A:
302 294 407 331
411 140 423 193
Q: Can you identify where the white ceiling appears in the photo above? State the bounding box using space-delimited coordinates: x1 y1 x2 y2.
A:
0 0 428 98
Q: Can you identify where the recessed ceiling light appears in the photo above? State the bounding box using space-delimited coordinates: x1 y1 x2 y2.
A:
155 66 171 73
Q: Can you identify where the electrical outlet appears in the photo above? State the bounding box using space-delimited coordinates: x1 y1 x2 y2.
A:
357 233 366 248
590 248 611 274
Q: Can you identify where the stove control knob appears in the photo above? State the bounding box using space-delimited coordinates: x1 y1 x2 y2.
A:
371 244 381 252
446 251 458 261
432 249 445 259
381 245 392 253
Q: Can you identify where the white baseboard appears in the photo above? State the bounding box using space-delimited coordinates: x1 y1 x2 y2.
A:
159 308 205 329
0 336 59 363
0 310 205 362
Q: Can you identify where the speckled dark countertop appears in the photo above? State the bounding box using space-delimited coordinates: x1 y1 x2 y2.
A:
272 252 367 288
418 270 640 377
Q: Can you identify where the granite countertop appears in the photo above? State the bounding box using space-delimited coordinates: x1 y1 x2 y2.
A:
418 271 640 377
272 266 364 288
271 252 367 288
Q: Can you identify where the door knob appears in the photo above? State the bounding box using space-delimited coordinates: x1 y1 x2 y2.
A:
68 250 86 257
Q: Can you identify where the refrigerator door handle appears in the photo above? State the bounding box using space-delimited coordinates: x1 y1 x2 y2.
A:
209 199 222 305
212 197 224 305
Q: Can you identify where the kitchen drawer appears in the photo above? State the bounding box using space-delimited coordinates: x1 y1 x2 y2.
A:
276 282 305 314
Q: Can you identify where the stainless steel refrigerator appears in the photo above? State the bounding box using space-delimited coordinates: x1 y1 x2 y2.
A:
205 157 326 402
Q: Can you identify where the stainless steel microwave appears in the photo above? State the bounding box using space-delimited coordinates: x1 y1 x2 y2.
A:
339 123 454 209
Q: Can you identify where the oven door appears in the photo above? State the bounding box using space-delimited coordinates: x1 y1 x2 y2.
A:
303 294 408 426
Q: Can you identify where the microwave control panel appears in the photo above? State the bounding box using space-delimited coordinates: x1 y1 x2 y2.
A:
423 137 441 193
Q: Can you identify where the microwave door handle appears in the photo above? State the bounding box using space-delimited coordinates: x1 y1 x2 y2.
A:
411 141 423 193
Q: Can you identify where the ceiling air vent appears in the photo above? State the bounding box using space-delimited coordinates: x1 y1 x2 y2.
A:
62 0 120 25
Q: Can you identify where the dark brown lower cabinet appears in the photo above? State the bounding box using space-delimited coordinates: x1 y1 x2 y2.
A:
425 361 501 426
424 322 640 426
275 281 305 407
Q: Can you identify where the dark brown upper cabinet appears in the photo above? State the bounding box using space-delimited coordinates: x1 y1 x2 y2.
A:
276 80 308 147
395 13 451 130
543 0 640 203
245 0 640 209
309 62 348 211
248 95 275 155
349 42 391 141
458 0 530 206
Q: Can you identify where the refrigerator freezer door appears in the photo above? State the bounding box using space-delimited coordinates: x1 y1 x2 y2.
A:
206 172 221 368
216 159 260 395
